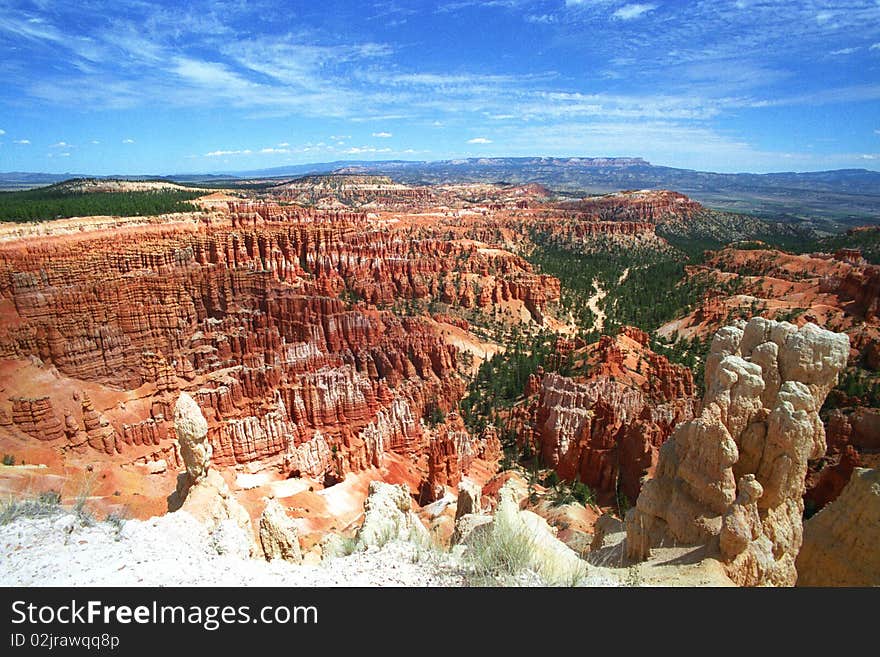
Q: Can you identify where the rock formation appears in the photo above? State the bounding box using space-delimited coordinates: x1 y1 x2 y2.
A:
9 396 65 442
625 317 850 586
355 481 429 549
174 393 211 484
259 498 303 563
455 479 482 521
560 190 703 223
168 393 254 551
796 467 880 586
525 329 696 503
0 211 539 491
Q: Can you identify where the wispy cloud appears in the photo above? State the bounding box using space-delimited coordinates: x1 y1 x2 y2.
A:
13 139 30 144
122 138 135 144
612 3 656 21
1 1 878 173
50 141 71 148
344 146 392 154
205 149 252 157
0 129 5 135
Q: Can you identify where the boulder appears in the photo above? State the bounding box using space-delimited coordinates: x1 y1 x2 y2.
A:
259 498 303 563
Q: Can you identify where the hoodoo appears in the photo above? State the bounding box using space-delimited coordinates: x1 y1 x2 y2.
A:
625 318 849 586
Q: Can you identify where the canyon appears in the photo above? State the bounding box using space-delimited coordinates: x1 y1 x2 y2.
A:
0 178 876 586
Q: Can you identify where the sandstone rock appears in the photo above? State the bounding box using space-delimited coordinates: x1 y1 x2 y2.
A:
625 318 849 586
146 459 167 475
355 481 429 549
451 513 493 546
529 329 696 503
590 513 624 552
455 479 482 521
174 392 211 484
172 468 254 552
259 498 303 563
81 394 121 455
9 396 65 442
167 393 254 553
797 467 880 586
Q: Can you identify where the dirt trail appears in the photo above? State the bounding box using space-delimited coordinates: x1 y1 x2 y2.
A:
587 278 607 332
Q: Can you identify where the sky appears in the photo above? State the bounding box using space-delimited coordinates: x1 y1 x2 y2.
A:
0 0 879 175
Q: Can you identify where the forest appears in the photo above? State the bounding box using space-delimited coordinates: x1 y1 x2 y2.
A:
0 186 202 222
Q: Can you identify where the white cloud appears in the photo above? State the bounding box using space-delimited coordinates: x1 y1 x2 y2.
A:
829 47 858 56
13 139 30 144
860 154 877 160
870 43 880 51
122 138 135 143
50 141 70 148
277 142 290 147
259 147 290 154
467 137 492 144
0 129 5 135
329 135 351 140
372 131 393 138
343 146 392 154
58 152 71 157
612 3 656 21
90 140 100 144
205 149 253 157
816 11 834 24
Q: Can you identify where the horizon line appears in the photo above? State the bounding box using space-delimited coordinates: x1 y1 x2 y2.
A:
2 154 880 180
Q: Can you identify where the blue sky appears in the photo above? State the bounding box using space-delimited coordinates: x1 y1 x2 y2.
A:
0 0 879 175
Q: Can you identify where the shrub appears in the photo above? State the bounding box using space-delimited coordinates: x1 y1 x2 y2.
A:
463 511 538 586
105 512 128 539
0 490 62 525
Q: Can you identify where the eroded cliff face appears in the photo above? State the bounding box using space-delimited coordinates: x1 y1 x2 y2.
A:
624 317 850 586
0 205 558 518
559 190 703 223
522 328 696 504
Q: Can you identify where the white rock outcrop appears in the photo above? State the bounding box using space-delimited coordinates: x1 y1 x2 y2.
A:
355 481 430 549
169 393 255 555
259 498 303 563
174 392 211 483
625 318 849 586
